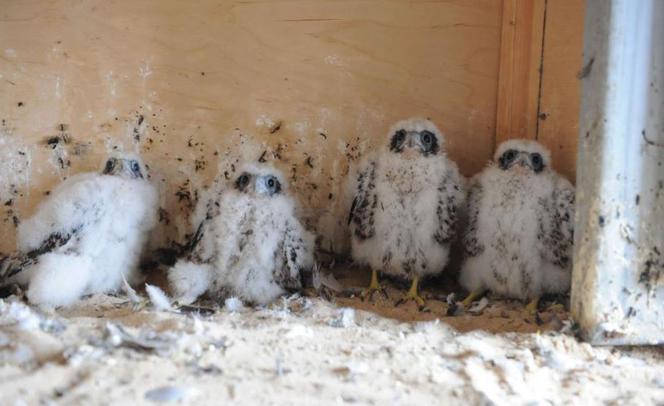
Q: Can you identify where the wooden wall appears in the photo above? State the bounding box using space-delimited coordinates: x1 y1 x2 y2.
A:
0 0 584 254
496 0 585 180
537 0 585 181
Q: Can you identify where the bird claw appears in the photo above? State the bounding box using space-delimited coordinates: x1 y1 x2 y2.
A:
177 303 216 316
460 290 486 308
446 302 461 316
526 297 540 315
547 303 566 312
394 293 426 309
360 286 388 302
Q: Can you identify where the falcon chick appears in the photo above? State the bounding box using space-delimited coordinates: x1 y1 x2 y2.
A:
0 154 158 307
459 139 575 312
349 118 465 307
169 164 315 306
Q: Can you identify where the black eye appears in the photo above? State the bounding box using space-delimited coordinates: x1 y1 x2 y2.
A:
390 130 408 152
131 161 140 172
421 132 432 145
531 153 544 172
506 150 517 162
264 176 281 195
236 173 250 190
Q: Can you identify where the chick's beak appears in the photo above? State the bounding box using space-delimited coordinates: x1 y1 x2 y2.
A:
406 137 415 149
513 155 532 173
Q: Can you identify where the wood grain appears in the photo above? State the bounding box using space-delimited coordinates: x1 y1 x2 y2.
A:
495 0 546 144
536 0 585 181
0 0 503 252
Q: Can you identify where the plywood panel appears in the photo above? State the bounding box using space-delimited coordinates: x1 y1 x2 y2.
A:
0 0 503 253
495 0 546 143
536 0 585 181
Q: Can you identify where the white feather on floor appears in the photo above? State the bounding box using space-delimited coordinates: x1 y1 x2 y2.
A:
145 284 173 312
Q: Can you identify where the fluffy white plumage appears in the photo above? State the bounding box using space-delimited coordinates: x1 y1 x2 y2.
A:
459 139 575 300
8 153 158 307
349 118 465 281
169 163 315 305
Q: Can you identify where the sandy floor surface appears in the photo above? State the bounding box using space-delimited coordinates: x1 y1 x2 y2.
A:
1 267 663 405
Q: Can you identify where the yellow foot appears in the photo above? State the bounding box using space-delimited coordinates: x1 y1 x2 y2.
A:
461 290 486 308
395 277 426 308
360 269 387 301
526 297 540 314
547 302 565 312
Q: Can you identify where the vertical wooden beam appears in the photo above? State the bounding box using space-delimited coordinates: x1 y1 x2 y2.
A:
495 0 546 145
537 0 585 182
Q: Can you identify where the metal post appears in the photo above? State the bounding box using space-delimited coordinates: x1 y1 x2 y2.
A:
572 0 664 345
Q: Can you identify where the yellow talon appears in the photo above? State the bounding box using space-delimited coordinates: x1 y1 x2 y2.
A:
461 290 485 308
526 297 540 314
397 277 425 307
361 269 383 300
548 302 565 312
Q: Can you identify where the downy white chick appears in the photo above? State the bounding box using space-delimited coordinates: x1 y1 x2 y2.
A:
169 164 314 306
349 118 465 307
0 154 158 307
459 139 575 312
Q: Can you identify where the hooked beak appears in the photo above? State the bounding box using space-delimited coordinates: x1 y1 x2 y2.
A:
406 136 415 149
401 135 419 159
511 155 532 173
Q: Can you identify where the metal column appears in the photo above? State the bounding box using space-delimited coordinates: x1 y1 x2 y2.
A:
572 0 664 344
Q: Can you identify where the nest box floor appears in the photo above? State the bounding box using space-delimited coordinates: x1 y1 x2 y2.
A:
0 266 663 405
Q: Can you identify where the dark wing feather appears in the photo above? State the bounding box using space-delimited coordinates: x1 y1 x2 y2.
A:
2 175 115 281
184 220 205 255
463 178 484 257
433 166 465 245
275 223 309 291
177 191 222 263
348 161 377 240
147 206 212 268
1 228 79 282
541 179 575 268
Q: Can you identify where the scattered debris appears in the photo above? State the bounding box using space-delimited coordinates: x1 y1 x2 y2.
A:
121 275 142 304
468 297 489 314
275 353 290 376
312 264 343 292
446 293 461 316
104 323 178 354
177 304 216 317
0 299 65 333
146 284 174 312
145 385 192 403
534 335 578 371
269 120 282 134
577 56 595 79
0 293 663 404
224 297 244 312
329 307 355 328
